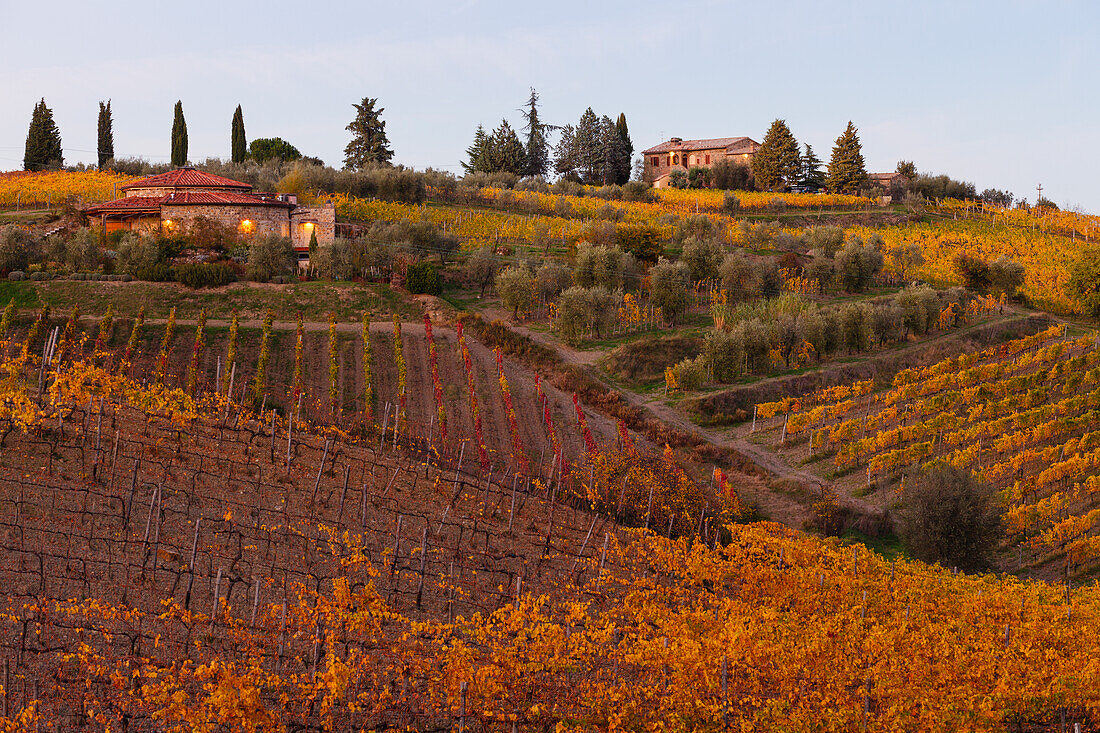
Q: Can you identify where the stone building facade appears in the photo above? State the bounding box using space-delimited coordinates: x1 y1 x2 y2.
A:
84 168 335 253
642 136 760 188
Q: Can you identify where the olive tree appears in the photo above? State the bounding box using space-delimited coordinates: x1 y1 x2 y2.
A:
496 263 536 319
648 258 691 324
680 236 724 282
895 461 1002 571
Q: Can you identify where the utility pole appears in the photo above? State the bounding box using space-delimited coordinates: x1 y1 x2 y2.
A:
1037 183 1043 205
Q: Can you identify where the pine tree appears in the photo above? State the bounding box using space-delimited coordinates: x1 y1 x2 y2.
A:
171 100 188 167
614 113 633 184
231 105 247 163
23 98 63 171
343 97 394 169
800 144 825 190
97 100 114 170
521 88 550 177
751 119 801 191
826 121 869 194
462 124 491 174
554 124 577 179
488 119 526 175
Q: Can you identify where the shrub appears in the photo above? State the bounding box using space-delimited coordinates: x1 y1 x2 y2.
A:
1068 244 1100 318
171 262 237 289
721 193 741 215
246 235 296 282
622 181 657 203
710 159 753 191
987 256 1025 298
803 225 845 258
703 329 745 382
615 223 663 264
953 252 991 292
8 271 25 281
895 461 1002 571
135 263 172 282
53 229 102 273
672 356 707 390
0 226 40 274
405 261 442 295
115 232 160 277
686 167 711 189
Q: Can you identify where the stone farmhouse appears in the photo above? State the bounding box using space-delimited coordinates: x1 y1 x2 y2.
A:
642 136 760 188
84 167 335 254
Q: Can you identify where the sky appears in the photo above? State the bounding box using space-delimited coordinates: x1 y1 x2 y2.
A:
2 0 1097 210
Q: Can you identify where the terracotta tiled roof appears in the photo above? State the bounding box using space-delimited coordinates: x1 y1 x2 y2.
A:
85 191 292 216
642 136 759 155
161 191 293 207
119 167 252 191
84 196 165 215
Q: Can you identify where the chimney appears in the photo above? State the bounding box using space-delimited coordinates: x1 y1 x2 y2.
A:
670 137 682 144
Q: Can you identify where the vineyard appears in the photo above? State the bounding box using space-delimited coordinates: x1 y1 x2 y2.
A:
755 325 1100 576
0 171 135 209
332 187 870 251
854 217 1080 314
0 329 1098 729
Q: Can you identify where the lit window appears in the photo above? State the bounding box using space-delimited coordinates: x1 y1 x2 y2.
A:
239 219 254 233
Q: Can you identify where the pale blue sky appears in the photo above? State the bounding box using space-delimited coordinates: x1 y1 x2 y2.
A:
2 1 1096 209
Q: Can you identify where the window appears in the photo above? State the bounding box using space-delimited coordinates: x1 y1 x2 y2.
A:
705 154 711 165
652 156 660 167
673 154 679 165
666 156 671 167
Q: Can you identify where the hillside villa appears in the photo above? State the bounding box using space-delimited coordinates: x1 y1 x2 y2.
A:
642 136 760 188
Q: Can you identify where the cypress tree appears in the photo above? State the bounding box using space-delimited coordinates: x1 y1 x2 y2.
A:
615 113 633 184
171 100 188 167
826 121 869 194
751 119 801 192
23 98 63 171
598 115 630 185
521 88 550 178
231 105 247 163
97 100 114 169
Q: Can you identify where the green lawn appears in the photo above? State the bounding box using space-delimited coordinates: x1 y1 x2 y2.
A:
12 280 423 321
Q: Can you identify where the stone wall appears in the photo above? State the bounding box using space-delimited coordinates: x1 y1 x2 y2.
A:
290 201 336 248
103 216 160 234
160 204 291 238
